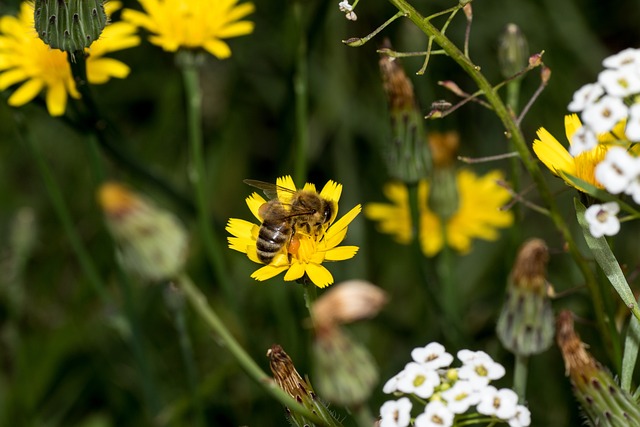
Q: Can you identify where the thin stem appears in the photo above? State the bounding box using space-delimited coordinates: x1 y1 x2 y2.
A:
387 0 614 362
115 269 161 417
18 113 112 307
343 11 404 47
177 50 236 306
513 354 529 403
176 273 328 425
169 287 206 427
67 52 194 215
293 1 309 185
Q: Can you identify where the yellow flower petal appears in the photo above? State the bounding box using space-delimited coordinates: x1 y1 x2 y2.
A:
246 193 266 221
283 262 305 282
0 68 27 90
87 58 131 84
533 127 575 176
324 246 359 261
45 81 68 117
8 78 44 108
305 264 333 288
325 205 361 240
203 39 232 59
252 264 289 281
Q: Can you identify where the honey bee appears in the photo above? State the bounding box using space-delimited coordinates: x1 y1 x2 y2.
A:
243 179 335 264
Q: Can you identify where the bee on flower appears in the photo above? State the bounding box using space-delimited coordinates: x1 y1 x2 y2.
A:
226 176 361 288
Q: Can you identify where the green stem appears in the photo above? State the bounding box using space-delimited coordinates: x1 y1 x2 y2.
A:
386 0 614 361
167 287 205 427
115 269 161 417
67 51 195 215
177 50 236 306
513 354 528 403
176 273 328 425
293 0 309 185
18 113 112 307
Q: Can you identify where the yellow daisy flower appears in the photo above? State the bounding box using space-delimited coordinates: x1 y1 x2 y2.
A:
122 0 255 59
227 176 361 288
0 1 140 116
532 114 627 190
365 170 514 257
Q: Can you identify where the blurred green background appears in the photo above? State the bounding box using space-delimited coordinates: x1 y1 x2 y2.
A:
2 0 640 425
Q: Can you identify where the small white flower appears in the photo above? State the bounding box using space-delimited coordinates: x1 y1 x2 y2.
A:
345 11 357 21
383 370 404 394
594 146 640 194
457 350 505 389
625 103 640 142
476 386 519 420
603 47 640 69
380 397 412 427
581 95 628 134
598 65 640 98
569 125 598 157
584 202 621 238
508 404 532 427
396 362 440 399
338 0 353 12
411 342 454 370
440 380 481 414
414 400 454 427
568 83 604 112
624 175 640 204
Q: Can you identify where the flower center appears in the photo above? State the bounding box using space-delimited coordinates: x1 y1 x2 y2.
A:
413 374 426 387
431 415 445 425
475 365 488 377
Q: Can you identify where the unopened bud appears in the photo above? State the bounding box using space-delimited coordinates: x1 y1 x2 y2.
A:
312 280 388 330
34 0 107 52
379 40 431 183
556 311 640 426
528 52 544 68
267 344 343 427
498 24 529 78
98 182 188 282
313 328 379 407
541 66 551 85
497 238 554 356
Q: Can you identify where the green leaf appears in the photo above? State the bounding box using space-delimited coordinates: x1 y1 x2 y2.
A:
575 198 640 322
622 312 640 392
562 172 640 217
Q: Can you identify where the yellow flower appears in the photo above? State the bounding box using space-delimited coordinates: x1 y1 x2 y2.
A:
0 1 140 116
122 0 255 59
365 170 514 257
532 114 628 190
227 176 361 288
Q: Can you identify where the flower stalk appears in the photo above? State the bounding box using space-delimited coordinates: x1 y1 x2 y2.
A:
177 50 235 303
385 0 614 362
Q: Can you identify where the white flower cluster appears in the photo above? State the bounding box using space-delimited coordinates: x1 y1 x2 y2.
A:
379 342 531 427
566 47 640 237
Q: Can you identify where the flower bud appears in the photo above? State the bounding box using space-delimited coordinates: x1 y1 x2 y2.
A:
313 327 378 407
267 344 342 427
34 0 107 52
379 40 432 183
98 182 188 282
497 238 554 356
498 24 529 78
556 310 640 426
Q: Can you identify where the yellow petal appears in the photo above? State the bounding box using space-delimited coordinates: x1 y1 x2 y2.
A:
8 78 44 108
251 264 288 281
0 68 27 90
226 218 257 238
305 263 333 288
246 193 266 220
203 39 232 59
320 180 342 203
218 21 255 38
87 58 131 84
226 2 256 21
325 205 361 240
419 210 443 256
533 127 575 176
324 245 359 261
283 262 305 282
564 114 582 143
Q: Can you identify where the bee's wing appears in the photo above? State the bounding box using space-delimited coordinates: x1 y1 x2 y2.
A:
243 179 297 201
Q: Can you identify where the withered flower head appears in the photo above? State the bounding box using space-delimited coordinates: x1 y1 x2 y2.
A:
378 39 431 183
556 310 640 426
312 280 388 333
267 345 342 427
497 238 554 356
